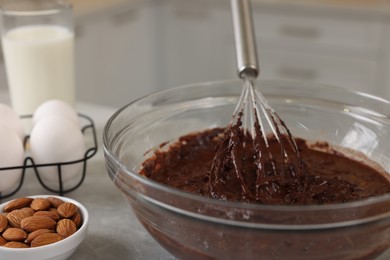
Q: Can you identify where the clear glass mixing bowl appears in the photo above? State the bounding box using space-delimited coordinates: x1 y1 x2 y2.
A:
103 80 390 260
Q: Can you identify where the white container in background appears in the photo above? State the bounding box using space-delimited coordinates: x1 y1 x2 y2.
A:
0 0 75 116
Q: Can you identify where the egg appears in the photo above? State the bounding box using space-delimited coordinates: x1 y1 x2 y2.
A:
0 125 24 194
29 115 85 182
0 103 25 141
33 99 79 126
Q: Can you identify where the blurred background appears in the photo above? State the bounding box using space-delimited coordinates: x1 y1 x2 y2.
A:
1 0 390 108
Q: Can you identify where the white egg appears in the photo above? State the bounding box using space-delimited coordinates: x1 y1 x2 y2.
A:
33 99 79 126
0 103 25 141
0 125 24 194
29 115 85 182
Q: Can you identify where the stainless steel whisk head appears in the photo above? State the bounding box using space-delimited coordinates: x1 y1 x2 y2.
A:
230 0 301 167
229 76 304 199
208 0 305 202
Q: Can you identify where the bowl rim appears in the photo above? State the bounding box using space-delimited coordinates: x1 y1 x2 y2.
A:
0 195 88 255
103 79 390 229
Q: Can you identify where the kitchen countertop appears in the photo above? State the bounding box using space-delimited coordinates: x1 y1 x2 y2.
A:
0 92 174 259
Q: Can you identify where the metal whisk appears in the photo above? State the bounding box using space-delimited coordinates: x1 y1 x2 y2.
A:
209 0 305 203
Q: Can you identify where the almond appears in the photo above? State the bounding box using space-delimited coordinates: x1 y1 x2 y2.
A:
2 227 27 242
71 210 82 228
56 219 77 238
21 216 56 232
31 233 62 247
47 197 64 208
49 208 61 221
34 210 60 221
7 209 30 228
0 214 8 232
30 198 51 211
4 198 33 212
0 236 7 246
25 229 54 244
4 241 29 248
20 207 35 217
57 202 78 218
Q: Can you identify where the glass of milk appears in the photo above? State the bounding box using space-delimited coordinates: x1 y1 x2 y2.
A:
0 0 74 116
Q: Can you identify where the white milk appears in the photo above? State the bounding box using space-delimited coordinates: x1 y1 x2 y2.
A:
2 25 75 115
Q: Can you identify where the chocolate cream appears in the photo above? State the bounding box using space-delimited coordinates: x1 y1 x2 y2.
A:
139 127 390 205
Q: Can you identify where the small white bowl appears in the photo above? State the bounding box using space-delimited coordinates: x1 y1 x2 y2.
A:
0 195 88 260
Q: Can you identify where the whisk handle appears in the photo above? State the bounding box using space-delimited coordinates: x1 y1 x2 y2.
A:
231 0 259 79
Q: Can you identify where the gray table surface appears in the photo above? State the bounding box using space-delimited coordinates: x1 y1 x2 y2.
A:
4 102 174 260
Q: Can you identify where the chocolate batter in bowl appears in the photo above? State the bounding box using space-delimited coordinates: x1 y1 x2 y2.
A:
103 79 390 260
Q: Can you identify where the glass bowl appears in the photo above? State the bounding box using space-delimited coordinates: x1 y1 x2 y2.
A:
103 79 390 260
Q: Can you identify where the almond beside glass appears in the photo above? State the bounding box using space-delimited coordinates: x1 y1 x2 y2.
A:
4 241 29 248
46 197 64 208
71 211 82 228
21 216 57 232
20 207 35 217
25 229 54 244
56 219 77 238
7 209 30 228
33 210 61 221
2 228 27 242
0 215 8 232
4 198 33 212
30 233 63 247
0 236 7 246
57 202 78 218
30 198 51 211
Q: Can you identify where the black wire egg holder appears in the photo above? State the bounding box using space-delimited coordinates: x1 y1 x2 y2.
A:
0 113 98 200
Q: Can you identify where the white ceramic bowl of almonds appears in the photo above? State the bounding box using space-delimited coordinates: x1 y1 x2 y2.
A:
0 195 88 260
